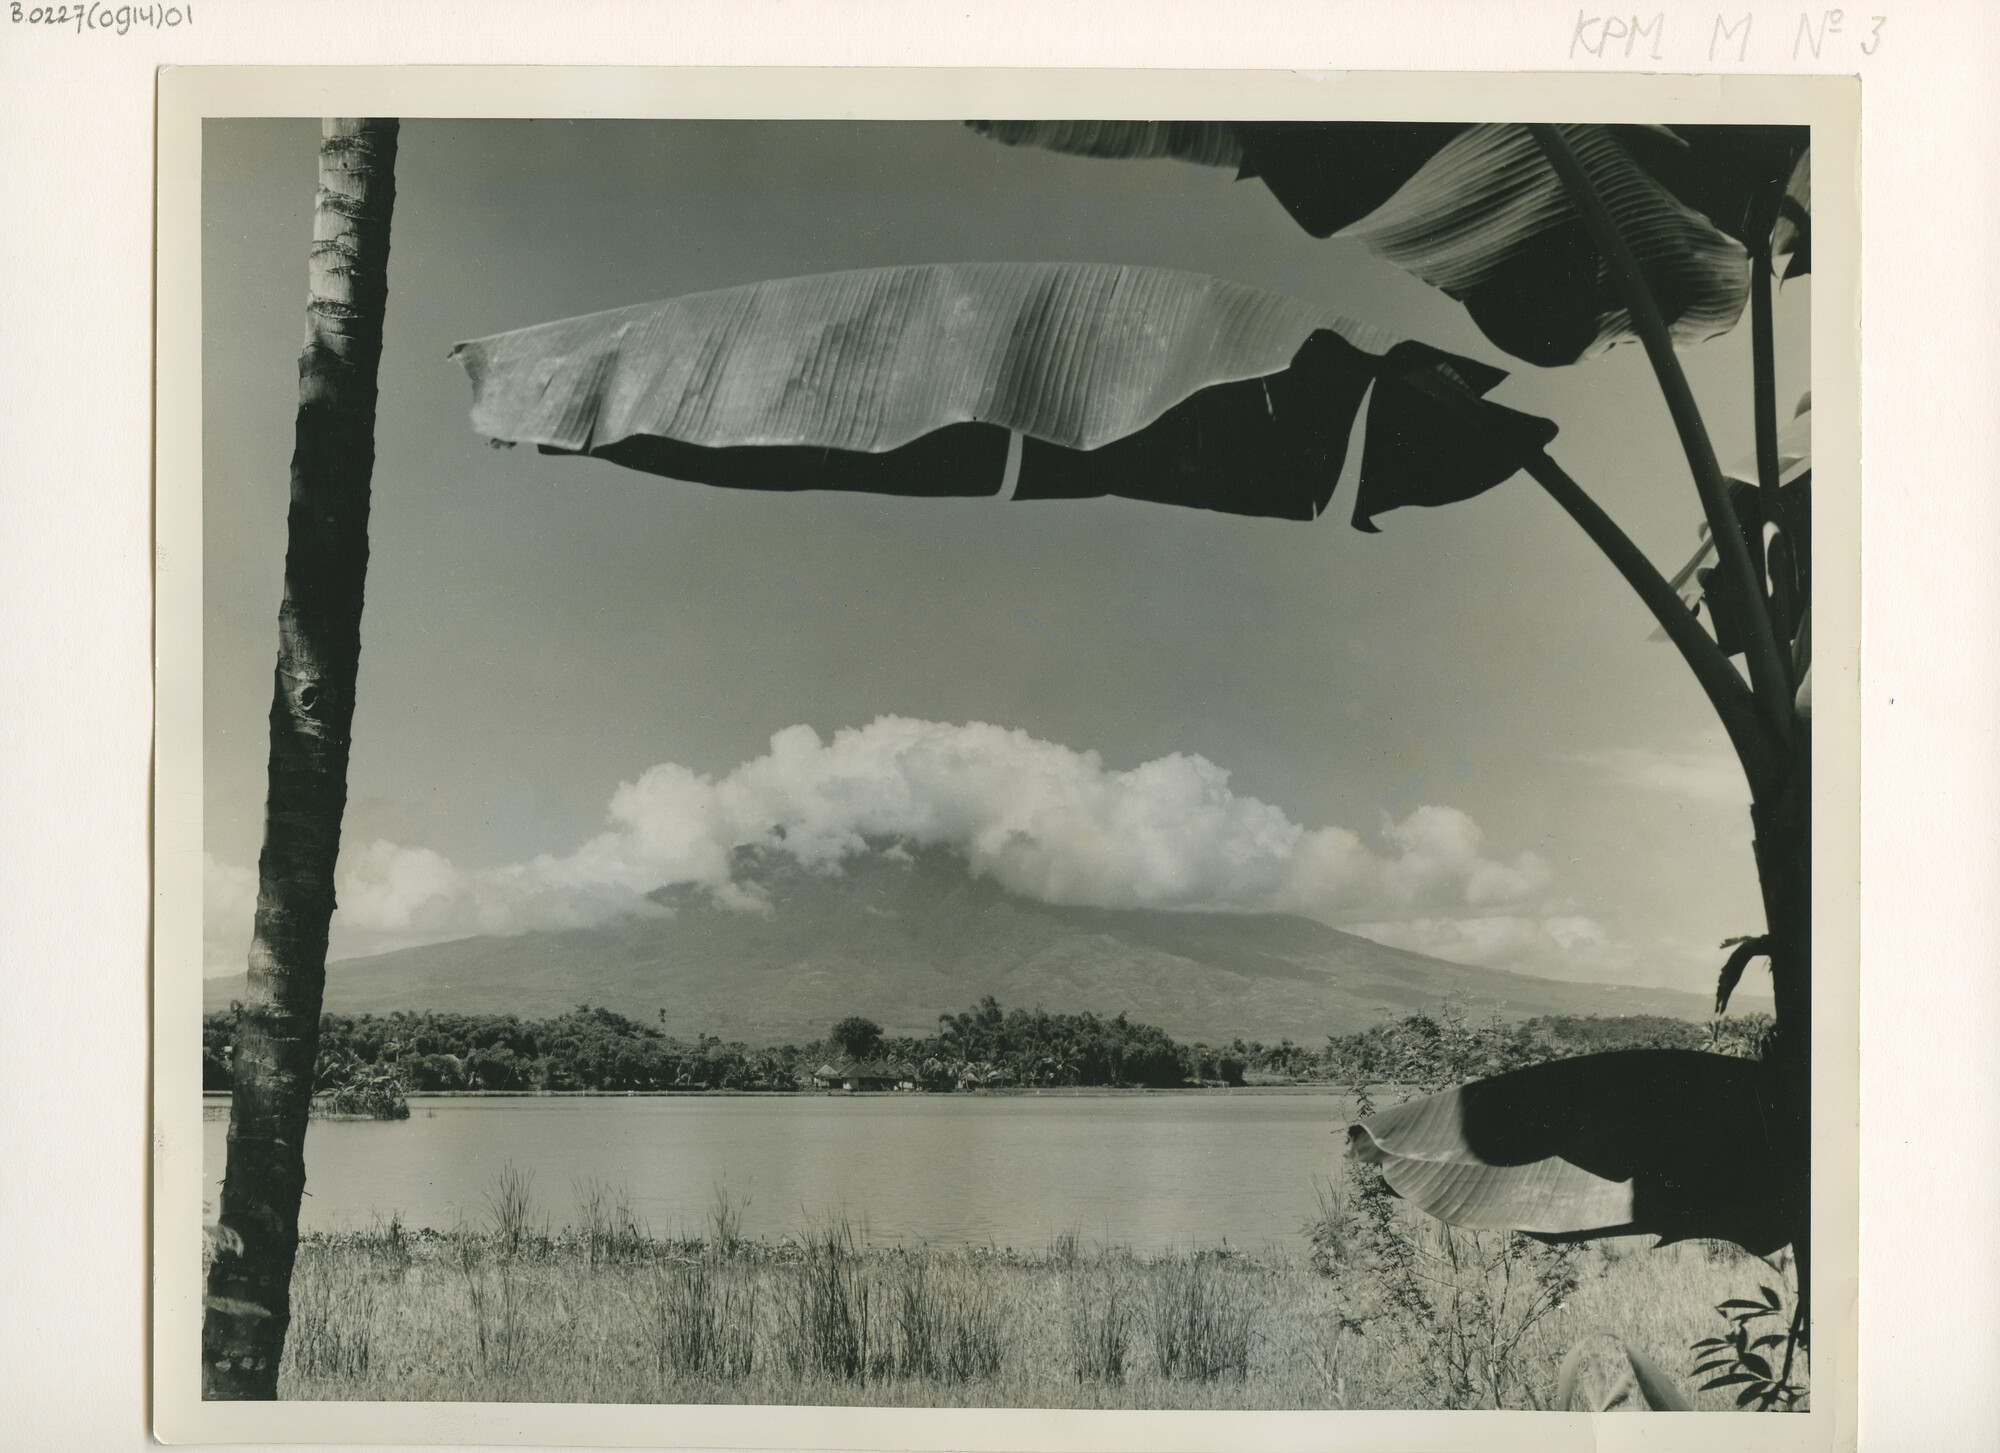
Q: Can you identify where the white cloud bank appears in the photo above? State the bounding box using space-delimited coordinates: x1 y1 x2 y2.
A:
204 716 1602 977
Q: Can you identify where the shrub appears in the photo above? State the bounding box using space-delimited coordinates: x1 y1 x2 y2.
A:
453 1228 528 1378
706 1179 752 1257
938 1277 1006 1381
1690 1275 1809 1410
309 1049 411 1118
644 1259 756 1380
359 1210 412 1282
575 1178 646 1266
1063 1276 1131 1384
283 1247 376 1380
1336 1158 1577 1408
884 1260 1006 1382
484 1163 536 1259
1146 1254 1254 1381
775 1219 875 1381
310 1071 411 1119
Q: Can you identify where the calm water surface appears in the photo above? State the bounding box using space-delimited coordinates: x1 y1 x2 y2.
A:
202 1091 1353 1251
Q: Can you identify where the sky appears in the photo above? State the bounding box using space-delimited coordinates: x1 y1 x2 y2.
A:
201 118 1810 996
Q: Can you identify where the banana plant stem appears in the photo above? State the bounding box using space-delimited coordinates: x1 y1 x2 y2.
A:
1750 252 1800 657
1529 124 1796 749
1752 252 1785 501
1520 451 1780 795
1396 366 1780 795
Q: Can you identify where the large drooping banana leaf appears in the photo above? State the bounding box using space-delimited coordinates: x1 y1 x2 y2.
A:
969 121 1809 367
969 120 1244 169
1621 125 1810 263
1347 1049 1807 1255
451 262 1556 527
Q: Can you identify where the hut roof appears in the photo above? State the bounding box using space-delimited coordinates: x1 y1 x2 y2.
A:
819 1056 914 1079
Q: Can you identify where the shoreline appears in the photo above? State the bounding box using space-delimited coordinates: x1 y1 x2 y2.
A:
203 1082 1358 1101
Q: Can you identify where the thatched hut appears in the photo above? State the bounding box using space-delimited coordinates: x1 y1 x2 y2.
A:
812 1057 917 1091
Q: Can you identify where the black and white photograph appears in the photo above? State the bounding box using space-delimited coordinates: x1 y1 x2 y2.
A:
152 66 1860 1445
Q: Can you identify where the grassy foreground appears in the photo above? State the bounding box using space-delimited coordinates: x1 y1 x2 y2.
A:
264 1196 1796 1409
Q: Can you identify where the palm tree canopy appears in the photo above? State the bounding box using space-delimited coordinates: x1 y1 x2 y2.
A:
452 261 1556 528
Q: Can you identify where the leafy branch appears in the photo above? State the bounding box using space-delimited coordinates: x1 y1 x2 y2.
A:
1691 1279 1809 1410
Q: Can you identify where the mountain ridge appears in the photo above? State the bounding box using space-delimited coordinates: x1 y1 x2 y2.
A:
201 843 1753 1043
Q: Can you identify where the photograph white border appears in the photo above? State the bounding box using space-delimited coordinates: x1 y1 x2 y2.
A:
153 64 1861 1450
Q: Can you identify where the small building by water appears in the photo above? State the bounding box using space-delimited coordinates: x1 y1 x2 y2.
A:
812 1057 917 1092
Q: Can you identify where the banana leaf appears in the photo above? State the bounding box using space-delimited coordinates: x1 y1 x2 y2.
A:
1346 1049 1806 1255
1770 149 1812 281
1555 1334 1693 1411
970 120 1809 366
451 262 1556 527
1619 125 1811 266
1658 400 1812 657
967 120 1243 169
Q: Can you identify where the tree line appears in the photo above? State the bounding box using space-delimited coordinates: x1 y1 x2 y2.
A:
203 994 1768 1097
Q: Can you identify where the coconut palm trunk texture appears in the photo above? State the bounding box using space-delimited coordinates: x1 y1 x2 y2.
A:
201 117 398 1401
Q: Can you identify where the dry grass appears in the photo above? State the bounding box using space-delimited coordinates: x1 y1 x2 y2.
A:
270 1195 1796 1409
1144 1254 1255 1382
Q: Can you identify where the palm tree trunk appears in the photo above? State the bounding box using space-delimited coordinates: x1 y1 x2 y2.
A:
201 117 398 1400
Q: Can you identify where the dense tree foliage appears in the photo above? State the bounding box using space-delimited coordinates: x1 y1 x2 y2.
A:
828 1015 885 1061
922 995 1190 1088
204 996 1762 1097
206 1003 808 1094
1311 1004 1771 1094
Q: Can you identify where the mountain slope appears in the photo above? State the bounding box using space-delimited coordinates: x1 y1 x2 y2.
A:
202 844 1746 1043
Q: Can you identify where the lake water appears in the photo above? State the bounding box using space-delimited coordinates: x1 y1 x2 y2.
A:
201 1091 1355 1251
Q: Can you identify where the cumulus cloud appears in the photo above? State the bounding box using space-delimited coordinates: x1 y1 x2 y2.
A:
203 717 1566 973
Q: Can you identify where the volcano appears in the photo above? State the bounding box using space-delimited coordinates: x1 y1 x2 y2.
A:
203 843 1741 1043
